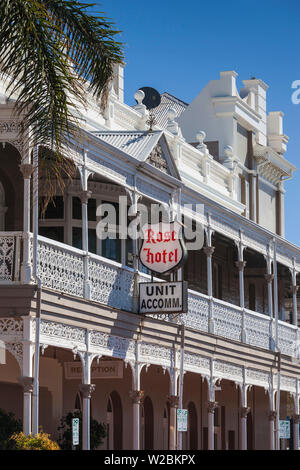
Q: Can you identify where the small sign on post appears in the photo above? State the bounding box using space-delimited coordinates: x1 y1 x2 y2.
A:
72 417 80 448
177 408 188 432
279 420 290 439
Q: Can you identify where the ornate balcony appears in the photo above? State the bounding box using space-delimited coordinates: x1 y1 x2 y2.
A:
0 232 299 358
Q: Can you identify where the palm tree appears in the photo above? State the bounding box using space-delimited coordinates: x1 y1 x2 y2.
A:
0 0 123 202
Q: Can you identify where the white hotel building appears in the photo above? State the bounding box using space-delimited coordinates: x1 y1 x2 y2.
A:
0 68 299 450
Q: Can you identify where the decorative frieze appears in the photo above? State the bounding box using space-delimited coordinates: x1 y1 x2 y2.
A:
0 121 22 134
40 320 86 348
0 318 23 338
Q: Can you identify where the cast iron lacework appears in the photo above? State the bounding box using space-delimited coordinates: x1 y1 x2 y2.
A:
0 236 15 281
40 320 86 346
37 241 85 297
89 256 134 311
0 318 23 337
213 300 242 342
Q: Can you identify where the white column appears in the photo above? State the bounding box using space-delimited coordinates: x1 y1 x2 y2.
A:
265 245 275 350
80 189 92 300
130 351 144 451
268 384 276 451
79 383 95 450
19 163 33 283
207 361 217 451
239 374 250 451
19 317 34 435
291 263 298 326
268 411 276 450
79 349 95 450
167 365 179 451
203 230 215 334
207 400 218 450
129 389 144 450
235 236 246 342
293 383 300 450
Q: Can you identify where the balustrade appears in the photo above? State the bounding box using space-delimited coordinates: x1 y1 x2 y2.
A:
0 232 299 359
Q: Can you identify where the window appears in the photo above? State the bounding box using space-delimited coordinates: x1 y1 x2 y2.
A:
40 196 64 219
72 227 96 254
72 197 96 221
102 235 121 263
213 262 223 300
249 283 256 311
39 226 64 243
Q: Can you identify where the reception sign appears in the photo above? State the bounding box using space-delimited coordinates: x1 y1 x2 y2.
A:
64 360 123 379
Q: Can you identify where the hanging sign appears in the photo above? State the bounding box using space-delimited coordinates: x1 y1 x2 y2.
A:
139 221 187 274
177 409 188 432
139 281 188 315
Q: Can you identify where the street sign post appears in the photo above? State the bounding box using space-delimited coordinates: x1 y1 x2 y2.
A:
177 409 188 432
72 417 80 448
279 420 290 439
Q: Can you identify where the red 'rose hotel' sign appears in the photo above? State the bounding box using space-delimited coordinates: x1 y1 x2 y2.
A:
139 221 187 274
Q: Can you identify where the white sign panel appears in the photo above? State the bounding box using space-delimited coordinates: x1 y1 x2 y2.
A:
64 361 123 379
72 418 79 446
177 409 188 432
279 420 290 439
139 221 187 274
139 281 188 314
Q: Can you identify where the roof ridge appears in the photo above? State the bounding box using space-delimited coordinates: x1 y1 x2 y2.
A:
161 92 188 107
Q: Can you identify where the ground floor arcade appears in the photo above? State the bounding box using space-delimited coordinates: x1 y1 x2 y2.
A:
0 342 298 451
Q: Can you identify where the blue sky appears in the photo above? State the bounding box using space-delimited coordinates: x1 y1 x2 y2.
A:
92 0 300 244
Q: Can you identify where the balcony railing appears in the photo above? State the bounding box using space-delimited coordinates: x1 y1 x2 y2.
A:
0 232 22 283
0 232 299 358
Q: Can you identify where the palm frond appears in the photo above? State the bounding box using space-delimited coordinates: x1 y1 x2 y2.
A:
0 0 123 204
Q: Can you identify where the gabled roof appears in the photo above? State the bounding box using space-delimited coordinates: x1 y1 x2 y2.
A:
91 130 181 180
151 92 188 129
92 130 162 161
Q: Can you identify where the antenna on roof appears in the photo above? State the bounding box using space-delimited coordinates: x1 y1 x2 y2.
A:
135 86 161 132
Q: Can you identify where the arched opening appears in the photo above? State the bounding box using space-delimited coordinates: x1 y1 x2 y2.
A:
74 392 82 411
106 396 113 450
0 181 6 230
0 143 23 231
163 404 170 450
106 390 123 450
187 401 198 450
143 396 154 450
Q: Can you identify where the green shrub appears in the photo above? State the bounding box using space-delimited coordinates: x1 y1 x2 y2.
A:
9 432 60 450
0 408 22 450
58 411 106 450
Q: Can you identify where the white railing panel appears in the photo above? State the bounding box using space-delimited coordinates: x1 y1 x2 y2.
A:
213 298 242 342
89 254 134 311
278 321 298 357
184 290 209 332
244 309 271 350
0 232 22 282
37 237 85 298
